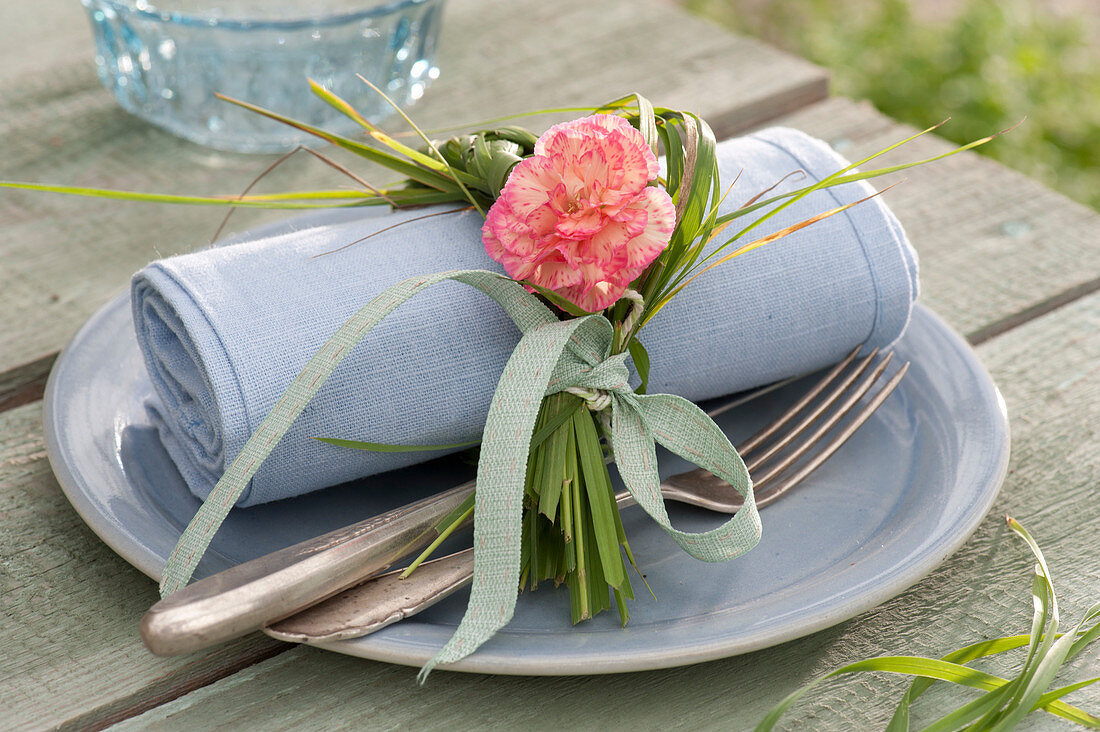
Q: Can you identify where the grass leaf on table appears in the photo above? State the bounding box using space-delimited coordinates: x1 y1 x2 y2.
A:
756 517 1100 731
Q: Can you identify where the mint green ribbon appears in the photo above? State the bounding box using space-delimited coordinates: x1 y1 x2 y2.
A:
159 269 761 677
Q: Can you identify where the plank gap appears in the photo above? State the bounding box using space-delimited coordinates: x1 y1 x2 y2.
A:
714 75 829 139
967 275 1100 345
58 640 292 732
0 353 56 414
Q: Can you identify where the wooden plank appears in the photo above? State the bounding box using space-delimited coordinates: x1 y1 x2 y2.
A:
105 291 1100 729
772 97 1100 342
0 402 290 732
0 0 828 403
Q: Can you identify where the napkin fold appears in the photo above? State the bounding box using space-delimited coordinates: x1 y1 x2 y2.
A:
132 127 918 507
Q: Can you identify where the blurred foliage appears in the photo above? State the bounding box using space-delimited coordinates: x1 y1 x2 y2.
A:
684 0 1100 210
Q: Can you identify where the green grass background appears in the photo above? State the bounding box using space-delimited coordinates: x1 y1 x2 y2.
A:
684 0 1100 210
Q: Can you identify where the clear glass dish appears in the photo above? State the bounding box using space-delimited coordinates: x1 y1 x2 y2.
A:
81 0 445 153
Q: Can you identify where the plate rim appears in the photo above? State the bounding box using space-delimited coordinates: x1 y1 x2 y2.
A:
43 296 1010 675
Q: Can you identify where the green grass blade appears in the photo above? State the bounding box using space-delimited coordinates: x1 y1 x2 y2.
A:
756 656 999 732
990 593 1099 730
213 93 462 193
644 186 892 327
659 121 684 202
223 189 380 202
400 500 473 578
561 447 575 552
714 121 1012 228
630 93 659 157
977 573 1054 727
1036 678 1100 726
312 436 480 452
639 114 719 305
918 685 1015 732
0 181 387 209
573 409 626 589
614 585 630 627
983 518 1061 729
627 337 651 395
581 492 611 618
756 654 1098 732
893 633 1037 727
719 120 947 249
991 629 1079 731
570 461 589 622
523 281 596 316
530 394 585 451
671 114 717 251
354 75 487 216
537 410 569 519
309 79 460 178
1068 604 1100 658
435 492 475 535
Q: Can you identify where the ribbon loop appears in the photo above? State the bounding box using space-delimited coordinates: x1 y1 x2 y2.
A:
617 393 760 562
427 311 760 676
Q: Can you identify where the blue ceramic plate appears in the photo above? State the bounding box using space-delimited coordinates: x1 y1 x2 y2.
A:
44 295 1009 675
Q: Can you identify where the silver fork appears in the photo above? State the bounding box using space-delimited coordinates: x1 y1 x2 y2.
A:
263 348 910 644
143 348 908 655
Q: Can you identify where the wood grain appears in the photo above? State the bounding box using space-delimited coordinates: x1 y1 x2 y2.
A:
108 292 1100 730
3 3 1099 729
0 0 827 407
773 97 1100 343
0 403 290 732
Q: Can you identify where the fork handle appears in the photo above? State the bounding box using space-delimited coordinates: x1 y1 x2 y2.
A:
141 480 475 656
266 490 640 642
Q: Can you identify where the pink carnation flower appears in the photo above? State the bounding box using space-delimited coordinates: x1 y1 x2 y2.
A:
482 114 676 312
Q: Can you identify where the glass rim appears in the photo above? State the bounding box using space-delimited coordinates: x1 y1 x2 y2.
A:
84 0 441 31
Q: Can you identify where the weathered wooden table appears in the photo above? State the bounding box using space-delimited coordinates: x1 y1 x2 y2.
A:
2 1 1098 729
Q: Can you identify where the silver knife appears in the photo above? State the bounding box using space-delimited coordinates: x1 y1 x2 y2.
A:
142 480 474 656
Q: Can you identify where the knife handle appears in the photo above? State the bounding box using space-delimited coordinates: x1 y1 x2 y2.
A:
262 490 641 643
141 480 475 656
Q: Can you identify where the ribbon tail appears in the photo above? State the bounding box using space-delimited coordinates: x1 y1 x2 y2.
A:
612 393 761 562
421 316 597 680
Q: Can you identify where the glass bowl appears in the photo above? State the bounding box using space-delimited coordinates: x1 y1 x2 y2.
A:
80 0 445 153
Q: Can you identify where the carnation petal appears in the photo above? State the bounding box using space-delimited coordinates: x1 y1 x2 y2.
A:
483 113 670 314
482 224 507 261
533 259 584 290
555 208 605 239
503 157 555 219
562 280 622 312
622 188 676 268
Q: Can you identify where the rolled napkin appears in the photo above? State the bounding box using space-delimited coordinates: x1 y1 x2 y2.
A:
132 127 918 507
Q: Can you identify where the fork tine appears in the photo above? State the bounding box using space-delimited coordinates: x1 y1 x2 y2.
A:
736 346 862 455
751 352 895 488
752 361 910 506
660 350 906 514
743 348 882 467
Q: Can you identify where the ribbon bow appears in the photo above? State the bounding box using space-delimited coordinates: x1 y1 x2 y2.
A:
159 270 761 678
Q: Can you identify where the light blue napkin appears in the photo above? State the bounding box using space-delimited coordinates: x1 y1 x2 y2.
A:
132 127 918 507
